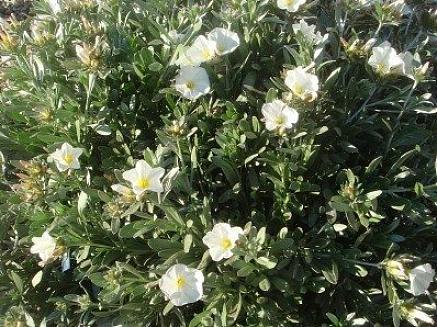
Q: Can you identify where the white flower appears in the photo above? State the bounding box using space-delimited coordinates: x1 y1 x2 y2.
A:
175 46 198 67
30 231 57 266
397 51 429 81
185 35 217 66
207 28 240 55
368 41 404 75
284 67 319 102
122 160 165 197
159 264 204 306
407 263 435 296
262 100 299 133
50 142 83 172
175 66 211 100
277 0 306 12
292 19 323 44
202 223 243 261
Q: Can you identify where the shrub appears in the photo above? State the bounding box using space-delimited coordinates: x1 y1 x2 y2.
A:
0 0 436 326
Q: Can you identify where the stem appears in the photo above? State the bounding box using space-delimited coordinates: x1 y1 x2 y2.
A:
343 258 382 269
347 86 377 123
176 136 185 168
384 82 417 154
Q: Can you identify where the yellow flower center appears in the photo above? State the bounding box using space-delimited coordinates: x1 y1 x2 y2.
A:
201 49 213 60
186 80 195 90
293 84 304 96
376 63 387 74
137 177 150 189
63 153 74 165
285 0 295 5
221 238 232 250
175 276 186 289
275 115 285 125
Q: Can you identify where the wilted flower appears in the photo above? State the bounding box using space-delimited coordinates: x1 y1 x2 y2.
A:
0 30 18 51
277 0 306 12
355 0 376 8
292 19 323 45
185 35 217 66
47 0 62 14
407 263 435 296
76 37 103 70
174 66 211 100
384 0 411 17
368 41 404 76
161 30 184 45
159 264 204 306
285 67 319 102
33 106 54 123
207 28 240 55
30 20 53 46
30 231 59 266
384 259 409 280
398 51 429 81
393 301 435 327
50 142 83 172
111 184 136 203
261 100 299 134
122 160 165 197
202 223 243 261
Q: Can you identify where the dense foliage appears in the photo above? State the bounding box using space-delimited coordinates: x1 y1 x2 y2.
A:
0 0 436 326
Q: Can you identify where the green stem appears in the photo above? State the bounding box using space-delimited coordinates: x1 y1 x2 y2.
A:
343 258 382 269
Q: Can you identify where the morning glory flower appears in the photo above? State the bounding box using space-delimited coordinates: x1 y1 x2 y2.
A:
368 41 404 76
285 67 319 102
185 35 217 66
30 231 58 267
50 142 83 172
277 0 306 12
207 28 240 55
292 19 323 45
159 264 204 306
202 223 243 261
175 66 211 100
122 160 165 197
262 100 299 134
407 263 435 296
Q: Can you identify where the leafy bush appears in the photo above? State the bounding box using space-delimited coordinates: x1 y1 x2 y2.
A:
1 0 436 326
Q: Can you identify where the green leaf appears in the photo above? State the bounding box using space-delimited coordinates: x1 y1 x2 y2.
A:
31 270 43 288
10 271 23 293
365 190 382 201
256 257 277 269
237 263 256 277
259 277 271 291
365 156 383 175
147 239 182 252
77 191 89 218
183 234 193 253
322 262 339 284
